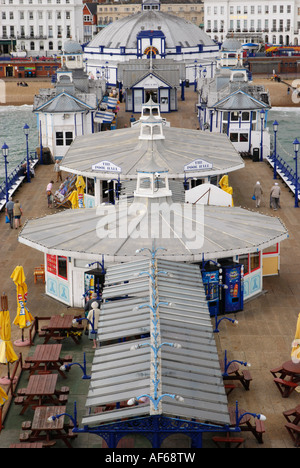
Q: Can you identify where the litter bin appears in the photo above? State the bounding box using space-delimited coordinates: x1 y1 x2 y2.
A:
253 147 260 162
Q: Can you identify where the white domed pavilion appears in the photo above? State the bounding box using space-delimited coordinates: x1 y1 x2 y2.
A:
84 0 219 93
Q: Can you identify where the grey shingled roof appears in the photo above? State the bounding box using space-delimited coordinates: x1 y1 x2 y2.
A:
60 126 245 179
81 258 231 427
18 203 288 263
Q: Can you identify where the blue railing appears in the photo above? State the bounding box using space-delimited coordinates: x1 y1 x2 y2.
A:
0 152 37 203
269 152 300 187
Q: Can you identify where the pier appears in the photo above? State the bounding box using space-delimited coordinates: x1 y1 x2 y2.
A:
0 88 300 448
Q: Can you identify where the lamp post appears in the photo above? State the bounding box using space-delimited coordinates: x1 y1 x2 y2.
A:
260 109 265 161
2 142 9 204
23 123 30 183
222 350 250 376
60 352 91 379
234 400 266 430
273 120 278 179
293 138 300 208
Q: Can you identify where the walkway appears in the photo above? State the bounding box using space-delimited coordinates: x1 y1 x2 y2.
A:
0 88 300 448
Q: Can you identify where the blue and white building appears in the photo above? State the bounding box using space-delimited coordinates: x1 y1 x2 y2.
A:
33 40 105 162
84 0 219 111
197 38 271 157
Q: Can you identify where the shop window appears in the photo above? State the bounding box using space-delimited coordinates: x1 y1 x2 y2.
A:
230 133 239 142
239 254 249 275
263 244 279 255
240 133 249 142
250 252 260 272
87 177 95 196
230 111 239 121
57 256 68 280
242 111 250 121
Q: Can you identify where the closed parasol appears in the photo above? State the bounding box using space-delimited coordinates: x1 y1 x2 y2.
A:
75 176 86 208
0 300 18 385
291 313 300 363
11 266 34 347
68 190 79 209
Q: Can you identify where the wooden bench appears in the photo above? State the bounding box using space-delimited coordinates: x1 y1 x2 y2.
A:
270 366 285 378
273 378 299 397
254 419 265 444
285 423 300 447
63 355 73 363
19 432 31 442
225 384 236 395
21 421 32 430
22 363 31 371
59 394 68 404
241 370 252 390
212 434 244 448
60 386 70 394
17 388 27 396
14 397 24 405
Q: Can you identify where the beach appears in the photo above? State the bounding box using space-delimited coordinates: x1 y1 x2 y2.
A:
1 75 300 108
0 78 53 106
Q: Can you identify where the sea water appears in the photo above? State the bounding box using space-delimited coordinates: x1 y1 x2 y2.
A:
0 105 38 183
267 108 300 167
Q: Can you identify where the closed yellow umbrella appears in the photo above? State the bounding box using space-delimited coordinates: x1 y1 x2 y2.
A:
75 176 86 208
291 313 300 363
0 309 18 385
219 175 234 206
11 266 34 346
0 386 8 405
68 190 79 209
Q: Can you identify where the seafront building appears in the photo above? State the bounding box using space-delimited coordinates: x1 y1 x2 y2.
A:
204 0 300 46
197 38 272 158
33 40 105 161
0 0 84 57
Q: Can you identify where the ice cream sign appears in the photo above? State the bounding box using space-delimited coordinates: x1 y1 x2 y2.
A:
184 159 213 171
92 161 122 173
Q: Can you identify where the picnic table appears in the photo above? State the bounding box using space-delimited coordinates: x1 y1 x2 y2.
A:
272 360 300 397
20 406 77 448
10 442 44 448
228 406 265 444
220 361 253 391
23 344 71 379
15 374 68 415
41 315 83 345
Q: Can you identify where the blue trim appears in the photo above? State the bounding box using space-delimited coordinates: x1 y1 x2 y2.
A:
74 114 77 137
91 112 94 134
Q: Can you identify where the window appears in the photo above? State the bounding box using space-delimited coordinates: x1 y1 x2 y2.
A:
239 133 249 142
57 256 68 280
242 112 250 121
239 254 249 275
229 133 238 142
250 252 260 272
230 111 239 121
56 131 73 146
65 131 73 145
56 131 64 146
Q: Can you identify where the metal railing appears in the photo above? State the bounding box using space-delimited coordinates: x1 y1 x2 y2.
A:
0 152 38 207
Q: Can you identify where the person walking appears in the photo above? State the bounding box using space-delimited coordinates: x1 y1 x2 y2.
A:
13 200 23 229
5 197 14 229
84 292 102 335
87 301 101 348
253 181 263 208
270 182 281 210
46 180 54 208
54 160 62 182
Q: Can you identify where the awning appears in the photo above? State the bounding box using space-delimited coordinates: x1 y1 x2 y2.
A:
94 111 115 124
82 258 230 427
